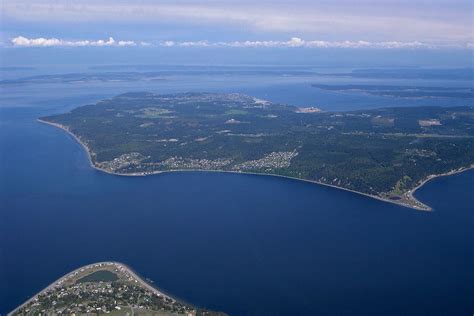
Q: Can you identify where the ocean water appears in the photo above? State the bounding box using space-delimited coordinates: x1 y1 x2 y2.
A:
0 72 473 315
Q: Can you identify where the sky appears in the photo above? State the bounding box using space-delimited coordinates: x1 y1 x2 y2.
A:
1 0 473 66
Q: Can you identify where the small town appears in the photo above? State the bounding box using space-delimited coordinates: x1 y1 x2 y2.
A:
10 262 215 316
98 152 149 172
157 156 233 170
232 151 299 171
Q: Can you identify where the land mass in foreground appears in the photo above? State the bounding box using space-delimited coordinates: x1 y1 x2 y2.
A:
9 262 226 316
40 92 474 210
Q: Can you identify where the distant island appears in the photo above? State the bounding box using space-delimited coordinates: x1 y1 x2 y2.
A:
9 262 225 315
39 92 474 210
312 84 474 99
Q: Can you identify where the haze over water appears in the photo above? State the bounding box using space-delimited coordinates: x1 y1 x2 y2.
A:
0 69 473 315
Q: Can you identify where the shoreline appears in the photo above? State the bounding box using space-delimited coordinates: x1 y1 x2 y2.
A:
406 164 474 204
8 261 176 316
38 118 474 211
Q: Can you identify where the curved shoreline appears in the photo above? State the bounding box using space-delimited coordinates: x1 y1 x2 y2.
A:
38 119 474 211
406 164 474 203
8 261 176 315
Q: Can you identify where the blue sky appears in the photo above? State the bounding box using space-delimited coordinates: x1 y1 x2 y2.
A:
2 0 473 47
1 0 473 66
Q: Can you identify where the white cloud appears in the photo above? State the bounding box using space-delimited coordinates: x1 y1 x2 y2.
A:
158 38 470 50
287 37 305 47
177 41 210 47
303 40 435 49
3 1 473 43
11 36 136 47
162 41 175 47
118 40 136 46
10 36 472 50
12 36 62 47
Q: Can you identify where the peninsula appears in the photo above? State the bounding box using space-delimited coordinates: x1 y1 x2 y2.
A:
39 92 474 210
9 262 225 315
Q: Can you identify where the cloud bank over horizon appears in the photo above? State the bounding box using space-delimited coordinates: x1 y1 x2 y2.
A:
9 36 473 50
10 36 142 47
2 0 473 47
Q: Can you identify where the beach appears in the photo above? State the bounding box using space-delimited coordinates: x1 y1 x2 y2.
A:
38 118 474 211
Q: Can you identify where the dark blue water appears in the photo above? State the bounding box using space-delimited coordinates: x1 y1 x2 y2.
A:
1 76 473 315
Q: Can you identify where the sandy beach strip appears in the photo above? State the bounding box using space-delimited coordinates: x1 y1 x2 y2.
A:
38 118 474 211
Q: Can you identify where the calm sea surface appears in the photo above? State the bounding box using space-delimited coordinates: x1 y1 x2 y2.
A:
0 73 473 315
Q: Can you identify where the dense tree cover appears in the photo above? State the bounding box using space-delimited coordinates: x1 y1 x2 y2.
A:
42 92 474 205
